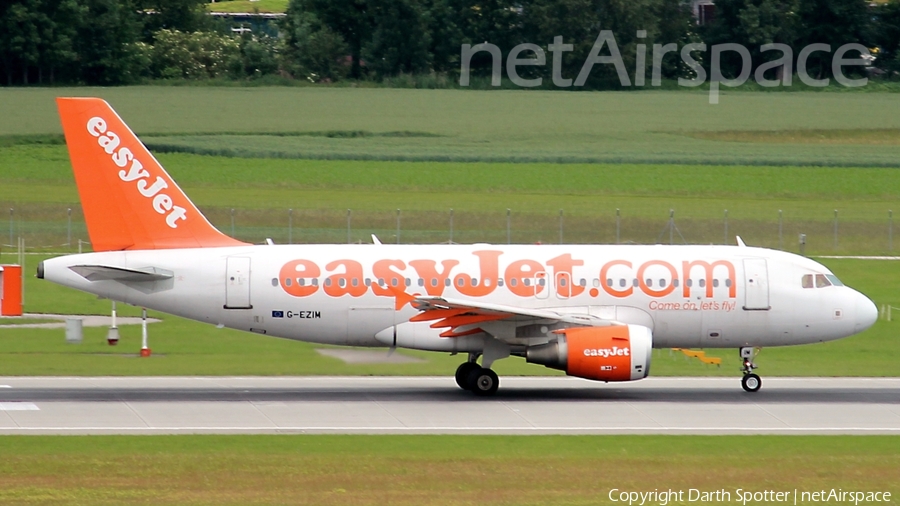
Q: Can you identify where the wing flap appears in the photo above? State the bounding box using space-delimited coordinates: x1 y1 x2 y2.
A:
410 296 613 339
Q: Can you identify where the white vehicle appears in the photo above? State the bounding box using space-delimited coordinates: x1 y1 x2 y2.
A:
40 97 878 395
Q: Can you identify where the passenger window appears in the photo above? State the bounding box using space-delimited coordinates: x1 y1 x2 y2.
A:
699 279 706 288
645 279 653 287
325 279 332 287
659 279 666 288
815 274 831 288
579 279 586 287
498 278 504 287
418 278 424 287
632 279 638 287
713 279 719 288
593 278 600 288
619 279 626 288
686 279 693 287
431 278 437 287
351 278 358 287
801 275 813 288
559 278 567 287
606 278 613 287
673 279 680 287
471 278 478 286
312 278 319 286
510 278 518 287
299 278 305 286
725 279 732 287
284 278 292 287
444 278 451 287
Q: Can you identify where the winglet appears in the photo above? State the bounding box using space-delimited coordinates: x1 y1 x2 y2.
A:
56 97 248 251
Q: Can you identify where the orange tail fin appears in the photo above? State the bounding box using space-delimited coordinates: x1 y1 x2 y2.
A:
57 97 247 251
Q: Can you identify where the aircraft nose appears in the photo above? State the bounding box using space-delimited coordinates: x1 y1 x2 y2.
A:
854 292 878 333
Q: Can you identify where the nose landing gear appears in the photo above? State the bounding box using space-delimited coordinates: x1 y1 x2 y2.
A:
740 347 761 392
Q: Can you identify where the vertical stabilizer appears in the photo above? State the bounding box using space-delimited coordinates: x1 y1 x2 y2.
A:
56 97 247 251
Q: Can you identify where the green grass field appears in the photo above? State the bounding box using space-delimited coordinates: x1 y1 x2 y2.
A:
3 144 900 252
0 435 896 506
2 87 899 165
3 87 900 251
206 0 289 13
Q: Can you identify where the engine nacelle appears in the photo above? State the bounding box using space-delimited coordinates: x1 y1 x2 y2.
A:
525 324 652 382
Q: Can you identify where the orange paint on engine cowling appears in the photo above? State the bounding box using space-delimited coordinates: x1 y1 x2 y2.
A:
559 326 634 382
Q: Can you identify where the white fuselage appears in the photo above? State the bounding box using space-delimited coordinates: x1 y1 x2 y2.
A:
41 243 877 352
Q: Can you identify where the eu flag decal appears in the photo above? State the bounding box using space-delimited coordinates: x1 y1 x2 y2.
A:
272 310 284 318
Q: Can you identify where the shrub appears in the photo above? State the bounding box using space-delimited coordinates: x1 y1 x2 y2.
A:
149 29 241 79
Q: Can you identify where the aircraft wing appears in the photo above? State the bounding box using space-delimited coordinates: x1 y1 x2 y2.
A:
409 295 612 338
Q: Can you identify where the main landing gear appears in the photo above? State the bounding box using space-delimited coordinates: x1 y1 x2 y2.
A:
454 354 499 396
740 346 762 393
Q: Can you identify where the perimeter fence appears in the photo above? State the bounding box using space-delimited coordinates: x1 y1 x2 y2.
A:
2 204 899 256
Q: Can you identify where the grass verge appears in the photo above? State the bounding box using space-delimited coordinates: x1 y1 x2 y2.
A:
0 435 896 506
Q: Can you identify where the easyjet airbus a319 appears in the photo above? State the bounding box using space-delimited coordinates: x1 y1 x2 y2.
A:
40 98 878 395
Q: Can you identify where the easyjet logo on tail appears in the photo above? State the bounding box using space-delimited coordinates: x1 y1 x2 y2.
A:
86 117 187 229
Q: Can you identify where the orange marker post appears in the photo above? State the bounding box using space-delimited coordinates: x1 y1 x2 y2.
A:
0 265 23 316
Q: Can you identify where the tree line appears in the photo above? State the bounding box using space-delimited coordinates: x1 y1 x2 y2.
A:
1 0 899 87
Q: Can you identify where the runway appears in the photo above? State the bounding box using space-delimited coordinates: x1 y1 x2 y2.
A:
0 376 898 435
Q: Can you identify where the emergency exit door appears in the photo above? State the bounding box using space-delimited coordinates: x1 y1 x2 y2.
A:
225 257 252 309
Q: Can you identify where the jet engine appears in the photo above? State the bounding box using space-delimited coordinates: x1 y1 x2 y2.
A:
525 324 652 382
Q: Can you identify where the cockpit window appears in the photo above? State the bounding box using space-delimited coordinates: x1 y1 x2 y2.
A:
801 274 813 288
825 274 844 286
803 273 841 288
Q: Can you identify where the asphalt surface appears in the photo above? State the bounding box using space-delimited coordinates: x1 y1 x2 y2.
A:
0 376 897 434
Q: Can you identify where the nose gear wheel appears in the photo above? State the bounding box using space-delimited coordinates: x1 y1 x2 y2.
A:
739 347 762 392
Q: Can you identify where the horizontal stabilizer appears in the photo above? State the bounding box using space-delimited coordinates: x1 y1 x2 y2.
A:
69 265 174 282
